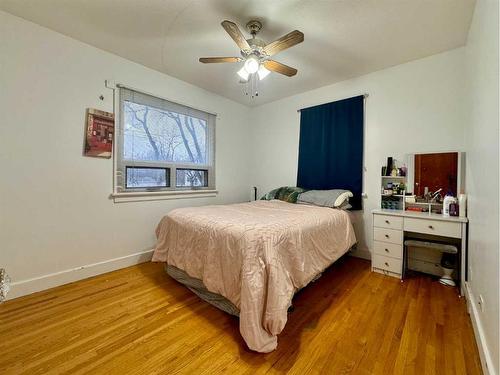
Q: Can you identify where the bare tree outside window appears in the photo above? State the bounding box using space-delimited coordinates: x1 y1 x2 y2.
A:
123 101 207 164
176 169 207 187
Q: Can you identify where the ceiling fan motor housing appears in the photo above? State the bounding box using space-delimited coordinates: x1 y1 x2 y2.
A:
247 38 266 49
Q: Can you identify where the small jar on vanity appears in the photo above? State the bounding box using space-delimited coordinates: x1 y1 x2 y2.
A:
372 152 468 296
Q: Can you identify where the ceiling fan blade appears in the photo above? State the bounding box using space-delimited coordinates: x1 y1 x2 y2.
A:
199 57 241 63
263 30 304 56
263 60 298 77
221 20 251 51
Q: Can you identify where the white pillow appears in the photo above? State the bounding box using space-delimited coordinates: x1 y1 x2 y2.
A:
334 191 354 207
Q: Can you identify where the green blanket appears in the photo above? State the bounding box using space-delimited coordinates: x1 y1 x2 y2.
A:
261 186 306 204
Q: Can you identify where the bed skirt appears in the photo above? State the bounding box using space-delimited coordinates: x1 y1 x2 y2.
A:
166 265 240 317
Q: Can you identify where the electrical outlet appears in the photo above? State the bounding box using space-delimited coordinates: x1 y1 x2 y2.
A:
478 294 485 312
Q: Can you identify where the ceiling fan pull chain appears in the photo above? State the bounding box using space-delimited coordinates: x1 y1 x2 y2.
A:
250 73 259 98
253 74 256 98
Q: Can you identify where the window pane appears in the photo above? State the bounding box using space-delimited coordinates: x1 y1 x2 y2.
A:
126 167 169 188
176 169 208 188
123 101 207 164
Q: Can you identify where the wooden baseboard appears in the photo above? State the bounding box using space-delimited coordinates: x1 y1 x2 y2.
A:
7 249 154 300
465 282 497 375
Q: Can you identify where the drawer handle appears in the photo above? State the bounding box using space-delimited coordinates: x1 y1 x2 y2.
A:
385 220 390 224
385 234 390 238
428 225 434 230
385 248 389 253
384 262 389 266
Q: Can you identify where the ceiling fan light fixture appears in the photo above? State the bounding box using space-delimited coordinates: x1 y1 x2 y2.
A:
237 66 249 81
243 56 259 74
258 65 270 80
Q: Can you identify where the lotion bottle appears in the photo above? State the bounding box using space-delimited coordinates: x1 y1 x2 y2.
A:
458 194 467 217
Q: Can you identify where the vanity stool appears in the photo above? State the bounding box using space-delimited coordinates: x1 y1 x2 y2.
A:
402 240 458 287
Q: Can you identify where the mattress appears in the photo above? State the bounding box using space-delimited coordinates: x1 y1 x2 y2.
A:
152 199 356 352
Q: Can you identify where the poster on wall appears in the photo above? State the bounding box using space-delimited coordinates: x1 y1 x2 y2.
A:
84 108 114 158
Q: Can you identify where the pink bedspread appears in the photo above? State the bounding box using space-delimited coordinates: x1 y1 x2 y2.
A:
152 200 356 352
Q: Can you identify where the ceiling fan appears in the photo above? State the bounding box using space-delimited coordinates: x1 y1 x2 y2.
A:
199 20 304 97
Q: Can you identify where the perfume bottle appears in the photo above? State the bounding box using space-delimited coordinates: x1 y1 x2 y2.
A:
391 166 398 177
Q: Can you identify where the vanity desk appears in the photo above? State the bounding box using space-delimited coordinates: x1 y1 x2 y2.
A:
371 209 468 295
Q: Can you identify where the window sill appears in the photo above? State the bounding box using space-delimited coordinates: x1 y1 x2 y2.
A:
110 189 218 203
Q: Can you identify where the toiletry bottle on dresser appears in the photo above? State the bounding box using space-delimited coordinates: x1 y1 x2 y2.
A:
449 202 459 216
443 192 455 217
458 194 467 217
401 163 407 177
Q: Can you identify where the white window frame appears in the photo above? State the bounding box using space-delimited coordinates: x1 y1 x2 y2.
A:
112 86 217 202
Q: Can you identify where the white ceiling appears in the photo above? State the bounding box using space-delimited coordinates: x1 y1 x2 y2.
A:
0 0 475 106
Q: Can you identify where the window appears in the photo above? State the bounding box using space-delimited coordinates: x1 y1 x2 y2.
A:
116 88 215 193
126 167 169 189
176 168 208 188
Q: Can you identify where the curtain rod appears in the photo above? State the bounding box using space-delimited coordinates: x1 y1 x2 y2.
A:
296 93 369 113
115 83 219 117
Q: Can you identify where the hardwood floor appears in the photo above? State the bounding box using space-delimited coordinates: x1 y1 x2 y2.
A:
0 257 482 374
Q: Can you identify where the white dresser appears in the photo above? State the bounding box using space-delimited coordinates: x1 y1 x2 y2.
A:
371 209 468 294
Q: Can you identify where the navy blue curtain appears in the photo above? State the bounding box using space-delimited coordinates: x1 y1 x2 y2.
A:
297 95 364 210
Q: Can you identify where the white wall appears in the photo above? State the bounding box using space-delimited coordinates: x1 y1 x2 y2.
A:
249 48 467 257
0 11 251 298
464 0 499 373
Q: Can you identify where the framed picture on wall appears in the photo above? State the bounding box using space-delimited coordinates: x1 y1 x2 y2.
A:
84 108 114 158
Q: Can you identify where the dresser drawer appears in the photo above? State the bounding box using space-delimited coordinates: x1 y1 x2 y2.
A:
372 254 402 274
404 217 461 238
373 241 403 259
373 214 403 230
373 227 403 245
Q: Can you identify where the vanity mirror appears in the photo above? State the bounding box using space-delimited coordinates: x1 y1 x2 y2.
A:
406 151 465 208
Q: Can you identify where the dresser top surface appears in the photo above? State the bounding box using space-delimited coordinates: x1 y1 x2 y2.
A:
372 209 468 223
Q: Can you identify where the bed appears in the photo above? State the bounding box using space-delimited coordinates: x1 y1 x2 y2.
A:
152 199 356 352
